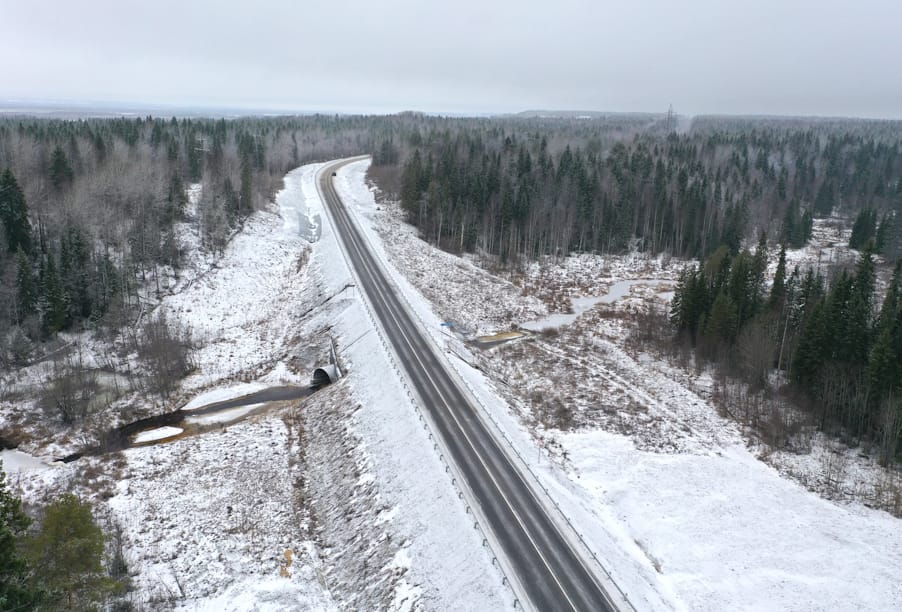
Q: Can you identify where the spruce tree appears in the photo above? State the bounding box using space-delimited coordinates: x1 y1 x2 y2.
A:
849 208 877 249
845 243 877 364
875 213 892 254
705 290 739 343
750 231 769 315
60 225 92 320
239 163 253 218
769 244 787 310
800 209 814 244
40 254 67 335
792 298 827 390
814 181 835 216
48 146 74 190
868 263 902 399
781 200 798 246
0 169 32 254
15 247 36 323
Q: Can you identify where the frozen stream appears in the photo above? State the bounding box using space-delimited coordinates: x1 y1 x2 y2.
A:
520 278 670 332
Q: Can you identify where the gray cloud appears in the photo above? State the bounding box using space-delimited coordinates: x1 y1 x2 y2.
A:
3 0 901 117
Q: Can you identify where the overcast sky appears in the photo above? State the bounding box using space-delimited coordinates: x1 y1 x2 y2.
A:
2 0 900 118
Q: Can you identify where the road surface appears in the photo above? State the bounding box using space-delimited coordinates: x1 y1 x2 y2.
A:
319 159 623 612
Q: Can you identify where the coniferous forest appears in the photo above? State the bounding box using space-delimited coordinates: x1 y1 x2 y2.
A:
392 115 902 262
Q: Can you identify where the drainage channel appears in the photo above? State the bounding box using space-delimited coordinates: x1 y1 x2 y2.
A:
56 385 316 462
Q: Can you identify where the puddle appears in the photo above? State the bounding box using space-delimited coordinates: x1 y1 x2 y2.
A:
520 279 672 331
473 331 527 347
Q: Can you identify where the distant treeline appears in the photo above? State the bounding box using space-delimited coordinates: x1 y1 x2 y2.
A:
386 116 902 262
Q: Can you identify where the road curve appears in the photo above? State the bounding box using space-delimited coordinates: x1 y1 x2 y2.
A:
318 158 622 612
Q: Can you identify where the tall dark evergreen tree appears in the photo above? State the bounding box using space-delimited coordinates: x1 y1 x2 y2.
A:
868 263 902 400
875 212 893 255
849 208 877 249
0 170 32 254
60 225 92 320
48 146 74 190
792 298 828 390
814 181 836 216
769 244 787 310
15 247 37 323
0 462 43 610
39 254 67 335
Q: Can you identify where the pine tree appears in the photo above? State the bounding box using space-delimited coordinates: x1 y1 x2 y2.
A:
0 169 32 254
25 494 117 610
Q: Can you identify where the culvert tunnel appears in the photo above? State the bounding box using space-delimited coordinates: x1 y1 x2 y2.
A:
311 364 339 388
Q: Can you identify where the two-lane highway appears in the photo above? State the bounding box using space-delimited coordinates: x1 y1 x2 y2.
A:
318 159 622 611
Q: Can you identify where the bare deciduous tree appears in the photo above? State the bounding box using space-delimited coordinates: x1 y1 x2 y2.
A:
134 313 194 399
41 345 99 424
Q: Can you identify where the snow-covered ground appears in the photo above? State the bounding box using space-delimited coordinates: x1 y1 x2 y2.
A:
0 448 55 474
108 413 336 611
334 158 902 611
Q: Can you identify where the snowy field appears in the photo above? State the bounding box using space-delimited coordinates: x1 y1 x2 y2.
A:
334 158 902 611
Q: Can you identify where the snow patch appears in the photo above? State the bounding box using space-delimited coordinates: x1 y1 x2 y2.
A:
132 426 184 444
181 383 270 411
183 404 263 426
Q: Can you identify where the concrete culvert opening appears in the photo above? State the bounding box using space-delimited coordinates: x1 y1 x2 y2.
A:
311 364 339 389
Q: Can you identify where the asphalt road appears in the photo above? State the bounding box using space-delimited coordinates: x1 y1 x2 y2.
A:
319 159 622 612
